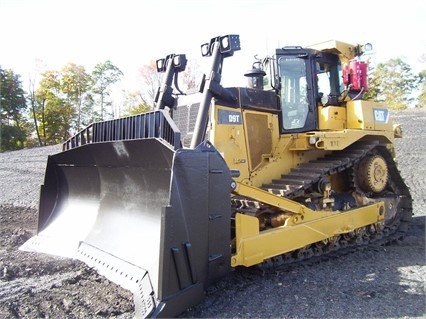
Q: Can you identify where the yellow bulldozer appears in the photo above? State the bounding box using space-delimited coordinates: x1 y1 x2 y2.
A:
22 34 412 318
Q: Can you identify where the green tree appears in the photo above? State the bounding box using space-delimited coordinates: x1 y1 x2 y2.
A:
61 63 91 131
366 58 418 110
27 77 43 146
1 124 27 151
43 95 74 143
91 60 123 121
0 67 28 151
31 64 92 145
35 70 74 144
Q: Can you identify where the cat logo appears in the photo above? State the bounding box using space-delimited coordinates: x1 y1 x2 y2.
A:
373 108 389 123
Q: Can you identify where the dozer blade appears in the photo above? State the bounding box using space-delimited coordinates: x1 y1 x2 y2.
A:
22 133 232 317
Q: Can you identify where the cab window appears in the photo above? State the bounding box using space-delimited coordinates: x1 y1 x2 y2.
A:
278 57 309 130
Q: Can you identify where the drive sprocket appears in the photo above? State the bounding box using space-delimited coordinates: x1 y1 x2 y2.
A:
356 154 389 193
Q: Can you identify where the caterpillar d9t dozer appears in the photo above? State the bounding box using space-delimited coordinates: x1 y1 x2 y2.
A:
22 34 412 318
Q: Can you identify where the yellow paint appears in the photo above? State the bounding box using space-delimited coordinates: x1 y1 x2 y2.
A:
318 106 347 130
232 202 384 267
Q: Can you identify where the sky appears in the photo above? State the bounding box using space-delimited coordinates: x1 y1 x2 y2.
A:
1 0 425 91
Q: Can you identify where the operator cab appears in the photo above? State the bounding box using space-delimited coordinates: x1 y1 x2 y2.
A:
274 47 343 133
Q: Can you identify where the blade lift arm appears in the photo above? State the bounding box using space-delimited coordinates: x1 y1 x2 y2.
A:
154 54 188 111
190 35 241 148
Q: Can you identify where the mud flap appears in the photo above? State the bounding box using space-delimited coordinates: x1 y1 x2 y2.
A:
21 140 232 318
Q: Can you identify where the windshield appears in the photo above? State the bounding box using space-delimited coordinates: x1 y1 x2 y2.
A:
278 57 309 130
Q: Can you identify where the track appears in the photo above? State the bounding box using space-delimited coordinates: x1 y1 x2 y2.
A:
232 140 413 270
263 141 380 198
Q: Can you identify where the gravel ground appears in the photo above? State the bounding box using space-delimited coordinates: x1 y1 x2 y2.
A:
0 109 425 318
